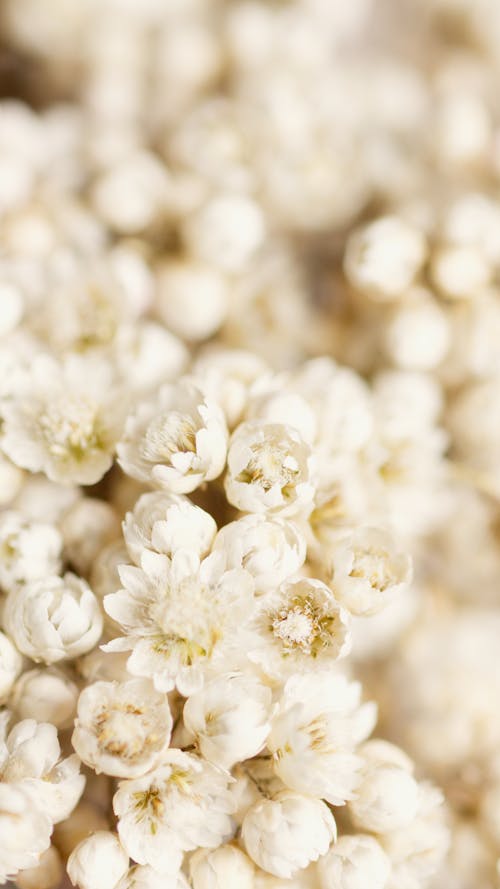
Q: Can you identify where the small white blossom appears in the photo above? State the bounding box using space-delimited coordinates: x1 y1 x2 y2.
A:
268 672 376 805
0 629 22 703
0 783 52 883
1 354 125 485
213 515 306 594
117 379 228 494
348 761 419 833
104 550 254 695
3 572 103 664
225 421 315 517
0 510 62 592
67 832 129 889
328 527 412 617
381 784 449 889
344 216 427 301
61 499 120 576
113 750 234 874
0 718 85 824
10 666 79 729
192 347 269 429
73 678 173 778
317 834 391 889
189 845 255 889
123 491 216 565
156 259 229 342
242 791 336 878
246 578 351 681
183 672 272 769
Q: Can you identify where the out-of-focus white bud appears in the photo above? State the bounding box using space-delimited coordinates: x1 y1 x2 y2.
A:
384 291 450 370
10 667 79 729
61 499 120 576
183 193 266 273
156 259 229 341
317 834 391 889
344 216 426 302
349 761 419 833
0 630 22 704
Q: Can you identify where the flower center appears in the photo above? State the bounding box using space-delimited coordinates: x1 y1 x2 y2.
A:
38 396 102 460
238 441 299 492
142 411 197 464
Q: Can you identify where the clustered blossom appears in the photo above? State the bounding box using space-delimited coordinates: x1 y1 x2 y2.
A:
8 0 500 885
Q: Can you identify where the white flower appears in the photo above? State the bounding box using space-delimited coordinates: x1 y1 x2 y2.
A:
116 865 189 889
67 832 129 889
156 259 229 342
225 421 315 517
213 515 306 595
192 346 269 429
242 791 336 878
0 353 125 485
268 672 377 805
0 718 85 824
123 491 216 565
182 193 266 273
60 498 120 576
317 834 391 889
348 760 419 833
183 672 272 769
0 629 22 703
3 572 103 664
117 378 228 494
10 666 79 729
246 578 351 681
0 510 62 592
72 678 173 778
344 216 426 301
328 527 412 617
113 322 188 395
189 845 255 889
104 550 254 695
15 844 63 889
113 750 234 874
383 290 450 371
381 784 449 889
0 783 52 883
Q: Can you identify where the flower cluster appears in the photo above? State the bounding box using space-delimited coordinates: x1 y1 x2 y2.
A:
8 0 500 886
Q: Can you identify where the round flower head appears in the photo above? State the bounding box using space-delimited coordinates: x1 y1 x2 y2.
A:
344 215 426 301
61 498 120 576
380 784 449 889
123 491 217 565
103 550 254 695
0 783 52 883
317 834 391 889
113 749 234 874
156 258 229 342
192 346 269 429
268 672 377 805
348 758 419 833
10 666 79 729
0 510 62 592
328 527 412 617
67 831 129 889
0 353 125 485
246 577 351 681
0 629 22 703
117 378 228 494
213 514 306 595
0 718 85 823
183 672 272 769
72 677 173 778
225 420 315 517
189 845 255 889
242 791 336 879
3 572 103 663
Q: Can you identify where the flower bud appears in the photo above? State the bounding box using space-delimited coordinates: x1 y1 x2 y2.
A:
189 845 255 889
0 630 22 703
10 667 79 729
67 832 129 889
317 834 390 889
349 763 419 833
